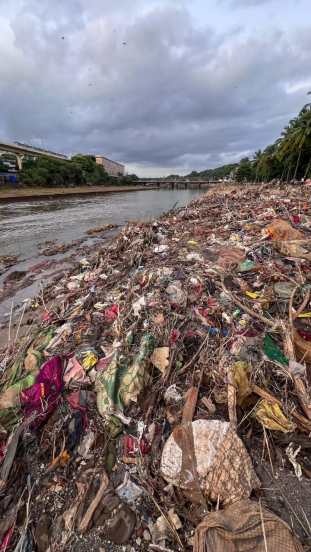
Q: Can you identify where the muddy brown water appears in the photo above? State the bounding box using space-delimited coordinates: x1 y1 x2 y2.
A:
0 189 204 326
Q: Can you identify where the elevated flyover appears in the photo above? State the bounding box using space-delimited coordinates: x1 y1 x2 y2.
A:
0 140 68 169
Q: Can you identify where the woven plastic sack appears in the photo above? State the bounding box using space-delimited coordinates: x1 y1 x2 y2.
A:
160 420 260 506
194 498 303 552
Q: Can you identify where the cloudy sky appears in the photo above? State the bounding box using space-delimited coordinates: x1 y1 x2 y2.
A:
0 0 310 176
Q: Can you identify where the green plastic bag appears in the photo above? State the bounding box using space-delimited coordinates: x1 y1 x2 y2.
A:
263 334 288 366
238 260 256 272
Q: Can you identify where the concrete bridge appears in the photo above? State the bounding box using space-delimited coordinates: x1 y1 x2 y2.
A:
0 140 67 170
138 179 218 189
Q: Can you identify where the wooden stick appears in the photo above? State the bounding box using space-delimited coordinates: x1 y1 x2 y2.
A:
182 387 199 423
179 334 209 376
79 470 109 533
227 364 237 427
221 281 278 329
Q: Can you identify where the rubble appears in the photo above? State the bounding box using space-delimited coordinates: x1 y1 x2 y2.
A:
2 184 311 550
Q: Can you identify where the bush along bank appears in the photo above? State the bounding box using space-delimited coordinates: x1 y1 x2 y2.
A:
18 154 139 187
1 184 311 550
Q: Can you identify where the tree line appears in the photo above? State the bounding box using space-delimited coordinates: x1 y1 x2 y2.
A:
187 102 311 183
0 154 138 187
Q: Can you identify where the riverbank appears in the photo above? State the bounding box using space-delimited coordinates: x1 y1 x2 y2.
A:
1 184 311 551
0 189 204 326
0 184 154 202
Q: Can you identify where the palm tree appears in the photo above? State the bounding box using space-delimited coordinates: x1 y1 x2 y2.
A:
293 105 311 178
277 104 311 180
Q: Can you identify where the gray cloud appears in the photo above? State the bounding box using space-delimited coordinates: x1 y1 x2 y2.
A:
220 0 276 6
226 0 272 5
0 0 310 176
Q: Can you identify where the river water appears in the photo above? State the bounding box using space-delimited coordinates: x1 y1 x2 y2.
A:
0 189 204 324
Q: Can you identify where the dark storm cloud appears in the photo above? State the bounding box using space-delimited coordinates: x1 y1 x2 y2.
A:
0 0 310 175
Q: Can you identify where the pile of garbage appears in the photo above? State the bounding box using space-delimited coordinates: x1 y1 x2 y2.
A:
1 184 311 551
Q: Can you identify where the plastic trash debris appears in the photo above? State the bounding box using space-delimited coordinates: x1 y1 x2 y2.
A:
2 185 311 550
149 509 182 547
45 322 72 353
254 399 295 432
0 526 14 551
104 304 119 322
232 361 252 405
165 281 187 307
164 385 183 404
123 434 151 456
77 430 95 458
76 347 98 370
238 259 256 272
132 296 146 316
186 252 204 262
150 347 170 374
154 245 169 253
273 281 297 299
263 334 288 366
64 356 88 385
115 473 144 504
286 443 302 479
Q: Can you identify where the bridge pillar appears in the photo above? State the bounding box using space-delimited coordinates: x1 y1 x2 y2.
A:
16 154 24 170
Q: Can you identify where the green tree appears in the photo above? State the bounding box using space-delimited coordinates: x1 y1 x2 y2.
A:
277 104 311 180
235 157 254 183
19 155 113 187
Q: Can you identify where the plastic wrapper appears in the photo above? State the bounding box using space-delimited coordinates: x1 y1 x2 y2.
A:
64 356 89 385
254 399 295 432
264 334 288 366
76 347 98 370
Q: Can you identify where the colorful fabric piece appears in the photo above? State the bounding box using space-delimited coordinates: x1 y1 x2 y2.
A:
21 356 63 427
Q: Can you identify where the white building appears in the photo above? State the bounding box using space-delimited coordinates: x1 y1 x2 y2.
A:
95 155 125 177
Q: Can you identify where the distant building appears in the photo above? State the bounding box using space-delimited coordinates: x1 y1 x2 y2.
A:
2 159 17 172
95 155 125 177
